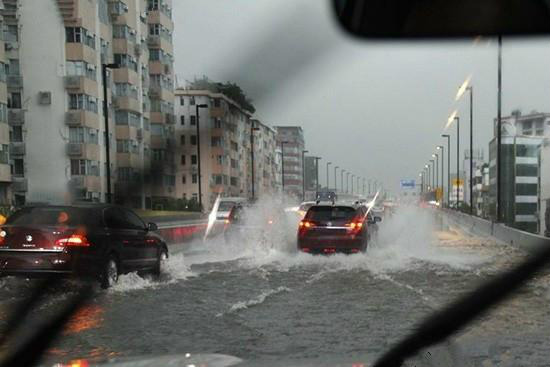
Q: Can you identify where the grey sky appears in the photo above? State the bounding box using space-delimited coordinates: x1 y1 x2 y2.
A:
174 0 550 194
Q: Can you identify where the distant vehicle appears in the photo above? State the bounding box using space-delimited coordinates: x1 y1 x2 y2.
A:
297 203 381 254
216 197 248 222
296 201 316 219
0 204 168 288
315 191 337 203
223 203 290 246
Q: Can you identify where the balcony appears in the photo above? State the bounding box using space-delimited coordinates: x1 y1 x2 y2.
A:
66 143 83 156
11 177 27 192
64 110 100 129
147 35 161 48
64 75 82 89
9 142 25 156
7 75 22 89
68 176 101 192
8 109 24 125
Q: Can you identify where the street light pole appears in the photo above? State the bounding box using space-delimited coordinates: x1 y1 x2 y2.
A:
368 179 372 195
455 116 460 210
468 85 474 215
102 63 119 204
326 162 332 190
437 146 444 206
351 174 355 194
363 177 365 195
346 172 350 193
334 166 339 193
341 169 345 194
436 154 439 190
442 134 451 207
497 35 502 222
430 159 435 190
250 121 260 201
195 103 208 210
302 150 308 201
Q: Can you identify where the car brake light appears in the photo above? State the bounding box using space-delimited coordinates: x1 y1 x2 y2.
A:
299 220 313 228
300 247 310 253
55 234 90 247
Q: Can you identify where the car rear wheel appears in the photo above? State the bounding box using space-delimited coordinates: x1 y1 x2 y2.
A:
100 255 119 289
153 249 168 276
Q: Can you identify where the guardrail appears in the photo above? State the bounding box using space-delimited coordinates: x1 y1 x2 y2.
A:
146 217 224 245
438 209 550 254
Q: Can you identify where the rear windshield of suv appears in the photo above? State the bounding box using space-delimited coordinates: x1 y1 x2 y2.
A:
218 201 236 211
305 206 357 221
6 207 97 227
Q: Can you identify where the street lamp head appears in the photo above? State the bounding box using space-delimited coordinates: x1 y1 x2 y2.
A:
432 154 436 158
197 104 208 108
425 165 429 168
303 150 309 153
104 63 120 69
442 134 450 138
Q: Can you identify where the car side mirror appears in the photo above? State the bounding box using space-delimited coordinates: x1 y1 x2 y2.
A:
375 216 382 222
147 222 158 231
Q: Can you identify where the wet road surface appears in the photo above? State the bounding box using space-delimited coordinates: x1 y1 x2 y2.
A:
0 207 548 367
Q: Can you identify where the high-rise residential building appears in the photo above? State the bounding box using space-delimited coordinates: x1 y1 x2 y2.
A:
250 119 280 198
275 126 305 199
489 111 548 233
174 89 253 210
0 0 174 208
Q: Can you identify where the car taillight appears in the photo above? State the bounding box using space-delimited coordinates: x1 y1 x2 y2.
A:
0 229 6 245
346 220 363 232
299 220 313 228
55 234 90 247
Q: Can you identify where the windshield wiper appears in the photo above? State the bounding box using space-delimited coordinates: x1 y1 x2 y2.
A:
372 244 550 367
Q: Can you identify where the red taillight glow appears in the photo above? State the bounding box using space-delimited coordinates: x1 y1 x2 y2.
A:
346 221 363 232
300 247 310 253
299 221 312 228
55 234 90 247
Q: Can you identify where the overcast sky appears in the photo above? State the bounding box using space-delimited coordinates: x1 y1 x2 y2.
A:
173 0 550 194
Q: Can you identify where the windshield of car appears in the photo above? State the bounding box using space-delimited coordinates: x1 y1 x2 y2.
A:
218 201 236 211
4 2 550 367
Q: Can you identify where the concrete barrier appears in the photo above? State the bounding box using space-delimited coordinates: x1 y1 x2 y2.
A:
439 209 550 254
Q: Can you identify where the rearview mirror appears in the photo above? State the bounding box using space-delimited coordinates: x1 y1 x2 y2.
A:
147 222 158 231
332 0 550 38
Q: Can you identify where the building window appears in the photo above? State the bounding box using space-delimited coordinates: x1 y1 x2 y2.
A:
214 118 222 128
522 121 533 135
190 135 197 145
69 93 98 113
516 183 537 196
66 27 96 49
214 98 221 107
180 115 185 125
216 155 224 165
180 135 185 145
182 174 186 184
0 145 7 164
10 126 22 142
181 155 186 165
213 175 222 185
230 177 238 186
192 174 197 184
113 54 138 72
211 137 222 147
190 116 196 125
8 92 21 109
191 155 197 165
180 96 184 106
70 159 86 175
535 120 544 136
12 158 24 176
516 164 538 176
190 97 195 106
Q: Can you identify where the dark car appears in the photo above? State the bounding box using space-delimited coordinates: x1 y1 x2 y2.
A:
297 204 381 254
0 204 168 288
223 203 289 246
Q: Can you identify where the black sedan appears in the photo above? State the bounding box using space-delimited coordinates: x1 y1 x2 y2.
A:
0 204 168 288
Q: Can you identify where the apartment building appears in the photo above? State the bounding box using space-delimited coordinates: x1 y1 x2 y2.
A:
0 2 10 206
174 89 253 210
251 119 280 198
275 126 305 199
488 111 549 233
0 0 174 208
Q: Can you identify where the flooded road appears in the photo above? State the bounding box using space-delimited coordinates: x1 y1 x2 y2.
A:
0 207 548 367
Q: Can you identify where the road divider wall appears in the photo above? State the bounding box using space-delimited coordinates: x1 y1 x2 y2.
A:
149 219 224 245
438 209 550 254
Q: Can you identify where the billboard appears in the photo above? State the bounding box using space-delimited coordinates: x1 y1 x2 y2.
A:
400 179 416 190
451 179 464 203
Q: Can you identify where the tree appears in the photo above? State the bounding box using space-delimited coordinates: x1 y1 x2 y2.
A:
188 77 255 113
